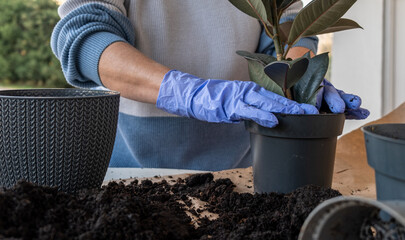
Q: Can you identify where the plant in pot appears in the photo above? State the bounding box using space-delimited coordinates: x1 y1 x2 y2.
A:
228 0 362 193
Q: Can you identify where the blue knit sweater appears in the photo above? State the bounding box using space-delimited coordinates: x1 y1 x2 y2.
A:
51 0 318 171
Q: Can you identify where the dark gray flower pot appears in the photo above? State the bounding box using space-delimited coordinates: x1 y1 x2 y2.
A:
0 89 120 193
245 113 345 194
362 124 405 200
299 196 405 240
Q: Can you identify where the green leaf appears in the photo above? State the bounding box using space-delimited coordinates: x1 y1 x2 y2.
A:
236 50 277 66
237 50 281 95
307 18 362 36
229 0 270 25
306 86 323 106
293 52 329 103
279 21 293 44
261 0 299 25
261 0 275 25
278 0 300 12
246 59 284 96
263 57 309 92
287 0 357 47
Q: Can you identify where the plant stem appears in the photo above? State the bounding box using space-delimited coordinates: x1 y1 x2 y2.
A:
283 45 292 59
285 89 293 99
271 2 292 100
283 74 293 100
273 28 284 60
271 1 284 61
263 25 274 39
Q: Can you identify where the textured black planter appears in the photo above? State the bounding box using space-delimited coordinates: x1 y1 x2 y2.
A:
246 113 345 193
0 89 120 193
362 124 405 200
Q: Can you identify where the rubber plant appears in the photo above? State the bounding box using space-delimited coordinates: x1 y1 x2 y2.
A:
229 0 361 106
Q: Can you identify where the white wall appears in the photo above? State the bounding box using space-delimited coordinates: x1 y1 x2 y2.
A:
394 1 405 110
331 0 384 134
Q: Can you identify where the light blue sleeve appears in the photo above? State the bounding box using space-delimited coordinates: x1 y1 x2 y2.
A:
51 3 135 88
256 12 319 56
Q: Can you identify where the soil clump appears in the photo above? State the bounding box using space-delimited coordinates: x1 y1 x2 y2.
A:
0 173 341 240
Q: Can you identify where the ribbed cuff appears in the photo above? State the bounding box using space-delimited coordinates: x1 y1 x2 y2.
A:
77 31 128 87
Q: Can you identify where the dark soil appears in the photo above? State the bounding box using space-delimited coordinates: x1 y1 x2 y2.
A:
0 173 341 240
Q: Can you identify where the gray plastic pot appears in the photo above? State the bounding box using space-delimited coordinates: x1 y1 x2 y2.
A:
0 89 120 193
362 124 405 200
299 196 405 240
245 113 345 194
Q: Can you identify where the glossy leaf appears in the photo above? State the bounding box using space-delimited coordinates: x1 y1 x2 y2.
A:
306 86 323 106
261 0 275 25
293 52 329 104
229 0 270 25
278 0 300 12
279 21 293 44
287 0 357 47
308 18 362 36
246 59 284 96
263 57 309 91
236 50 277 66
261 0 300 25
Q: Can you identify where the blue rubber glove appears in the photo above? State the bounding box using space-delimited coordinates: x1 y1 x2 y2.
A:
156 70 319 128
316 79 370 119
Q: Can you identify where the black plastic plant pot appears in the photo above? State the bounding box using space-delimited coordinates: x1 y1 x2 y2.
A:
299 196 405 240
362 124 405 200
245 113 345 194
0 89 120 193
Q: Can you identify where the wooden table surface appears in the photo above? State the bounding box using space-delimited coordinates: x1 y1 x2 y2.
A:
105 103 405 199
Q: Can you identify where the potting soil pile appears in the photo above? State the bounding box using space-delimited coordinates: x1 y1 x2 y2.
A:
0 173 341 240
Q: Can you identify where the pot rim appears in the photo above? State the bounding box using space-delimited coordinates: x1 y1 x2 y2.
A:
362 124 405 145
246 112 345 139
0 88 120 100
274 112 344 117
298 196 405 240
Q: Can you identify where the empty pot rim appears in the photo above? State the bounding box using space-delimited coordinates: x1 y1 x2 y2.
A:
362 123 405 145
0 88 120 99
299 196 405 240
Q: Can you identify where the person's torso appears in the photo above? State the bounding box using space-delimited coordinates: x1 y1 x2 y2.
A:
119 0 261 118
114 0 261 170
126 0 261 79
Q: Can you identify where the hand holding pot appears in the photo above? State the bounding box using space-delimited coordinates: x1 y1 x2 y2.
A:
317 79 370 119
156 70 318 128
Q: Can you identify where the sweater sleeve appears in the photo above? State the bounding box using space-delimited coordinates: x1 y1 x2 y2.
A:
51 2 135 88
256 1 319 56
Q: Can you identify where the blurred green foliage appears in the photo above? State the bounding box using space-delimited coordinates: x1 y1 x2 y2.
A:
0 0 69 88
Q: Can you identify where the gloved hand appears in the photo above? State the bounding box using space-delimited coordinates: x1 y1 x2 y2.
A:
156 70 319 128
316 79 370 119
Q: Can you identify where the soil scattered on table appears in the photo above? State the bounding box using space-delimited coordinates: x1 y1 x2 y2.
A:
0 173 341 240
